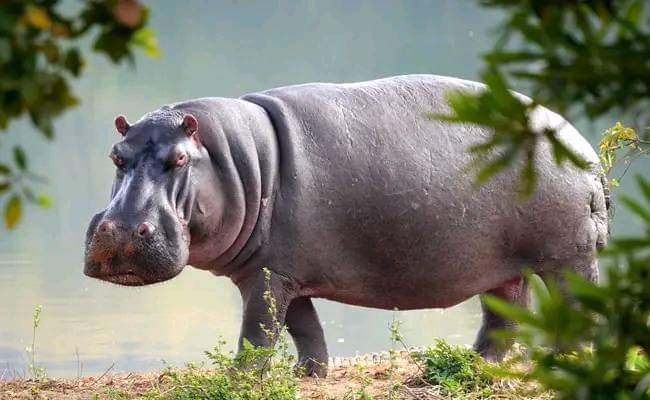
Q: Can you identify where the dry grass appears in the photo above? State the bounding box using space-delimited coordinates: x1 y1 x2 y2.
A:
0 371 160 399
0 353 553 400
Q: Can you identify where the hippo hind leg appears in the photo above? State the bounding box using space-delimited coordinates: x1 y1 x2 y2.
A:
473 257 599 362
285 296 329 378
473 277 529 362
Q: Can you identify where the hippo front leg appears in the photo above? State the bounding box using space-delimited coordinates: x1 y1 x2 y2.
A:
236 270 295 357
285 296 329 377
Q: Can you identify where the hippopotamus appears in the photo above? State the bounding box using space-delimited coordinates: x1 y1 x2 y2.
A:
84 75 609 377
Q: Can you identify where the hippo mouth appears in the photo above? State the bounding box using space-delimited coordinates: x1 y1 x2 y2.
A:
85 266 184 286
100 272 147 286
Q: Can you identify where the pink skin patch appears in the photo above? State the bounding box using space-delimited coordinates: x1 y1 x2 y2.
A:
493 277 524 300
182 114 203 147
182 114 198 136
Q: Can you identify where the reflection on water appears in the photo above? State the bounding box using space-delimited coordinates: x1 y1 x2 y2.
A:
0 0 647 378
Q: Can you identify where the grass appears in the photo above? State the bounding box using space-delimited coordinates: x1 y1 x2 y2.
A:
132 269 299 400
134 339 298 400
0 343 555 400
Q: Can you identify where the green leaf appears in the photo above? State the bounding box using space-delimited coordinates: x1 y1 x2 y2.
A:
474 145 518 184
474 154 510 184
528 273 550 303
5 195 21 229
565 273 608 314
518 149 536 198
545 131 589 169
623 1 643 25
13 146 27 170
482 294 543 328
36 194 52 208
610 237 650 250
131 27 160 58
636 175 650 204
23 5 52 30
620 195 650 224
93 29 133 63
484 51 542 64
0 182 10 193
63 48 84 77
0 164 10 175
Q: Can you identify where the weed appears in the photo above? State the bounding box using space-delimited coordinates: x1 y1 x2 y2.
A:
415 340 493 399
139 268 298 400
345 364 374 400
101 387 133 399
141 362 233 400
25 304 46 381
387 312 402 400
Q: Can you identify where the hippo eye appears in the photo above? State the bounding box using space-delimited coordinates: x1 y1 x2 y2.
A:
173 152 188 168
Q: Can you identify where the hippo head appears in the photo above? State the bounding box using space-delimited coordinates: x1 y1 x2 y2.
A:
84 111 209 286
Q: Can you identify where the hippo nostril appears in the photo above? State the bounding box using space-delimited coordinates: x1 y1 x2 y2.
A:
97 220 115 234
137 222 155 238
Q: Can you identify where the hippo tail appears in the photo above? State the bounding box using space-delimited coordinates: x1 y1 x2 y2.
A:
592 172 611 250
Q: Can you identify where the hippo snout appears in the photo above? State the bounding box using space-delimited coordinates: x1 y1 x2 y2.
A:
84 214 188 286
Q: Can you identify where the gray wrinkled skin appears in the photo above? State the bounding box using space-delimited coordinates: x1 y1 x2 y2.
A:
84 75 609 377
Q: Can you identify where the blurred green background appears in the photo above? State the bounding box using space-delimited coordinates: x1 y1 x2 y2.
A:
1 0 647 378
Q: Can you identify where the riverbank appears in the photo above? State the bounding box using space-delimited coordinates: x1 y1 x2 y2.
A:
0 351 551 400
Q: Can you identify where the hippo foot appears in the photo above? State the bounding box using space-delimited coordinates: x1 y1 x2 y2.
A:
475 345 508 363
295 357 328 378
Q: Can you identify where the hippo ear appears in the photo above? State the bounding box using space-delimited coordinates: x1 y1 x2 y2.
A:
114 115 130 136
182 114 198 137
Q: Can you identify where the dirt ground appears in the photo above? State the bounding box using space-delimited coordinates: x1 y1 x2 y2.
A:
0 358 447 400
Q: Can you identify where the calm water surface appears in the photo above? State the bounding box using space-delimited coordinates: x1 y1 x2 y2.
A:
1 0 647 378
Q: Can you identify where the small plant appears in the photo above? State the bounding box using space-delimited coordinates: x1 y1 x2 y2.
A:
415 341 493 399
387 312 403 400
345 364 374 400
25 304 46 381
141 269 298 400
598 122 649 186
101 387 133 400
143 361 232 400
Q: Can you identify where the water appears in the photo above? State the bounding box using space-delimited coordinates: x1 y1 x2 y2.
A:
0 0 647 379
